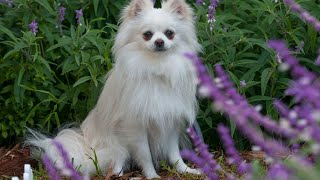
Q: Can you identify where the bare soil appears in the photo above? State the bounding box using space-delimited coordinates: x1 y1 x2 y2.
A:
0 144 37 178
0 145 266 179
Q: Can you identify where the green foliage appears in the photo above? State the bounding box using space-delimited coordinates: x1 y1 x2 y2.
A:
87 148 103 176
0 0 125 144
194 0 320 149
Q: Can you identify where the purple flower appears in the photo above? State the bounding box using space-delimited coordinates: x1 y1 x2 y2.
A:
267 163 293 180
181 127 220 179
53 140 82 180
240 80 246 88
28 20 38 35
216 63 296 138
294 41 304 53
183 51 319 178
59 6 66 24
207 0 220 31
268 40 316 81
42 154 60 180
316 48 320 65
268 40 320 110
217 124 251 174
283 0 320 32
196 0 205 5
75 9 83 25
185 53 298 156
0 0 13 7
273 100 299 130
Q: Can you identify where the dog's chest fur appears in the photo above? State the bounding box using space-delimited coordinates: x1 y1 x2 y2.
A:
116 54 197 127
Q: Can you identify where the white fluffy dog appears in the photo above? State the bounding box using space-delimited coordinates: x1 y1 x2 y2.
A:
27 0 201 178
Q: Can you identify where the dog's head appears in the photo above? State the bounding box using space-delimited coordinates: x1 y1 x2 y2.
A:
113 0 201 57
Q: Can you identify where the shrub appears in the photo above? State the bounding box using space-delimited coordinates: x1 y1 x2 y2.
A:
0 0 126 144
181 0 320 179
193 0 320 149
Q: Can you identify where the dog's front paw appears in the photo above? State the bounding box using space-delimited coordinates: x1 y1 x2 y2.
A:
186 167 202 175
178 167 202 175
145 173 161 179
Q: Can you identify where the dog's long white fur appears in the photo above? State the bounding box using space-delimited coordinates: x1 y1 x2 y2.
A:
26 0 201 178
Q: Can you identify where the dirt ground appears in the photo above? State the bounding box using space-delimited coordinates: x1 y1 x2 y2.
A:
0 144 266 179
0 144 37 178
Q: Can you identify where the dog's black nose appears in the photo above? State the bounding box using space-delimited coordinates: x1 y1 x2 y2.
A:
155 39 164 48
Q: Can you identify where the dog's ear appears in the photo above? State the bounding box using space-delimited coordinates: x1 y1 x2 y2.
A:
122 0 154 20
162 0 193 20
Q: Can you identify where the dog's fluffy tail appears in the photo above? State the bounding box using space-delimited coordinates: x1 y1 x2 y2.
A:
25 127 101 175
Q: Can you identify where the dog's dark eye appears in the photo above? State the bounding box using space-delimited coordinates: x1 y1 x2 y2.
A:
165 30 175 40
143 31 153 41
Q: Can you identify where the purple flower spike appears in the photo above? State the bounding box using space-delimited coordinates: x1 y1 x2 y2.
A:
207 0 220 31
59 6 66 23
181 127 220 179
316 48 320 65
268 40 316 81
185 52 307 156
196 0 205 5
267 163 293 180
283 0 320 32
268 40 320 109
42 154 60 180
75 9 83 25
0 0 13 7
217 124 251 174
28 20 38 35
180 150 219 180
53 140 82 180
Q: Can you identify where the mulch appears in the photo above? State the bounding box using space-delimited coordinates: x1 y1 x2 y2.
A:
0 145 268 179
0 144 37 178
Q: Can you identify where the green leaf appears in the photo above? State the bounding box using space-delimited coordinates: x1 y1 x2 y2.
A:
248 96 273 103
93 0 100 16
62 56 78 75
229 118 236 137
260 68 274 96
25 99 52 124
46 37 72 52
54 112 60 127
34 0 55 14
73 76 92 87
14 67 25 104
233 59 258 68
244 81 260 89
0 24 17 42
2 130 8 139
4 42 28 59
227 70 240 87
240 65 262 82
205 116 213 128
37 56 52 72
81 51 90 63
277 78 291 86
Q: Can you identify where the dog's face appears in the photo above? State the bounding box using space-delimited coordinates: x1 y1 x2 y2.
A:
139 10 177 52
113 0 201 57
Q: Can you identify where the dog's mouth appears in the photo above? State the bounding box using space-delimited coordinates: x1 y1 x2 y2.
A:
154 47 167 52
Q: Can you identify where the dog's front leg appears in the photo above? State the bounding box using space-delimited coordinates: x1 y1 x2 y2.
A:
129 131 160 179
167 131 201 175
